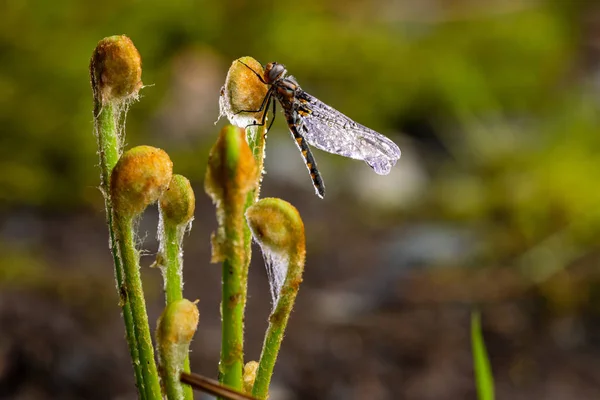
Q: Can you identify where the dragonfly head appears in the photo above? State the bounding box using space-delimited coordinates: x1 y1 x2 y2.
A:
264 62 287 84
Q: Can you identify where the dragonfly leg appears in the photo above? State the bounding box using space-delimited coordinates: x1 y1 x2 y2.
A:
244 96 275 132
233 88 272 115
266 98 276 132
236 60 267 84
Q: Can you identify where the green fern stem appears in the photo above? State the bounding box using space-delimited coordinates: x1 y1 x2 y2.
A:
93 99 145 397
245 198 306 399
113 213 163 400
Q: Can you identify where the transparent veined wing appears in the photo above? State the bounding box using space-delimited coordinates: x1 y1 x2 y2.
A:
297 91 401 175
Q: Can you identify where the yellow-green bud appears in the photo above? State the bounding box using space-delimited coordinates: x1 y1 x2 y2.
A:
90 35 143 104
157 299 199 400
160 174 195 226
219 57 269 127
110 145 173 218
245 198 305 256
205 125 257 205
157 298 200 347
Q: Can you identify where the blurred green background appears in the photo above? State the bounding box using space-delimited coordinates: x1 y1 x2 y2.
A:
2 0 600 399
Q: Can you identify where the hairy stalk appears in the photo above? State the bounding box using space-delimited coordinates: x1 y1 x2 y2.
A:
161 223 184 304
242 122 267 287
245 124 267 188
90 35 145 396
157 174 195 400
113 214 163 399
158 174 195 305
219 56 269 292
97 108 144 396
213 57 268 396
206 126 258 392
220 206 246 390
111 145 173 400
94 101 120 187
245 198 306 399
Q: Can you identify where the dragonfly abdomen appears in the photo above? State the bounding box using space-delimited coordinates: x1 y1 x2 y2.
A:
287 119 325 198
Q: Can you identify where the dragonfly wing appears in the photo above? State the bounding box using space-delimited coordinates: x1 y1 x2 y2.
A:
298 92 401 175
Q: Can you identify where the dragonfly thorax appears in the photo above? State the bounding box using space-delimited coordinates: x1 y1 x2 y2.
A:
264 62 287 84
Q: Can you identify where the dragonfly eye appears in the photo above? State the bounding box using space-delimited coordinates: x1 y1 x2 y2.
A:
265 62 286 83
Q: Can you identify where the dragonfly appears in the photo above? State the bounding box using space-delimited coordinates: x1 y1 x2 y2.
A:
235 60 401 198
